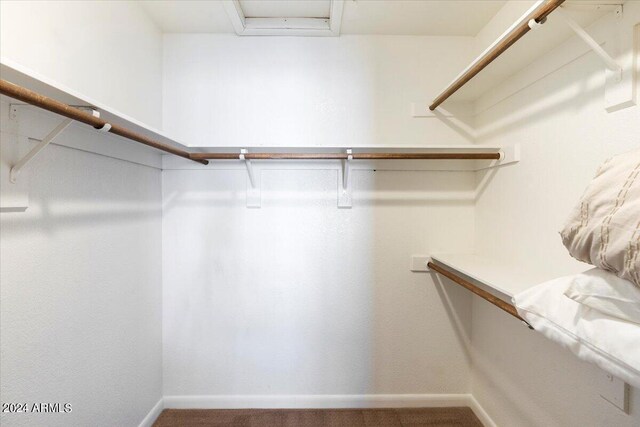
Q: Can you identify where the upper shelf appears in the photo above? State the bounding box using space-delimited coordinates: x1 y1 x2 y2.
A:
0 59 192 152
434 1 614 107
1 59 508 160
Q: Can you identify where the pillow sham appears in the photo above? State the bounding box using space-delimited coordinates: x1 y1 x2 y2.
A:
513 274 640 389
560 149 640 287
564 268 640 324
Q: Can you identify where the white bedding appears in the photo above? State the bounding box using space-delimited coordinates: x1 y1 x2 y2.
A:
565 268 640 324
513 274 640 388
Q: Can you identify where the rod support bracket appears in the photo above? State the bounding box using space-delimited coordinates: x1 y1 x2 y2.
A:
527 16 546 29
557 8 623 81
338 148 353 208
240 148 261 208
91 110 112 132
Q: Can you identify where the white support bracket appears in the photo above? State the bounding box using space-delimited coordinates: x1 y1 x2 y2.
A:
240 148 261 208
527 16 547 30
7 107 110 184
556 7 623 82
91 109 112 132
9 118 73 183
338 148 352 208
475 145 520 171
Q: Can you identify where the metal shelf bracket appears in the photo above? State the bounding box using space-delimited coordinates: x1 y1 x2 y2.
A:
557 7 623 82
9 118 72 183
8 107 112 183
241 148 261 208
338 148 353 208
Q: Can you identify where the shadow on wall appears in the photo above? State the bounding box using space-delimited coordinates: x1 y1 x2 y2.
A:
431 274 473 366
475 53 621 141
161 169 479 213
364 169 475 393
0 144 161 236
161 167 478 395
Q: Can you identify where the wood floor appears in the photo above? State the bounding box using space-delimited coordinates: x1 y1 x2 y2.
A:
153 407 483 427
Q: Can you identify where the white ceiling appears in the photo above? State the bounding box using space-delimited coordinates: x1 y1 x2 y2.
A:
140 1 235 34
141 0 507 36
341 0 506 36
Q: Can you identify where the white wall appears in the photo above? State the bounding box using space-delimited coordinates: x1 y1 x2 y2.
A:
0 0 163 128
3 2 639 424
0 100 163 426
472 4 640 426
162 167 475 399
160 34 480 401
162 35 476 147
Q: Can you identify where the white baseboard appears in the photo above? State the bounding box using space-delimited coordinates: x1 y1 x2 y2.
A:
138 398 164 427
468 395 497 427
163 393 470 409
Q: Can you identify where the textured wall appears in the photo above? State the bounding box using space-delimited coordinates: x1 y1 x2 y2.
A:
162 167 475 398
0 102 163 427
161 33 479 401
162 35 476 147
0 0 163 128
472 5 640 426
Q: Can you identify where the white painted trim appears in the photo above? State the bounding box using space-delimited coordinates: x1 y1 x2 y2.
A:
222 0 246 34
329 0 345 36
244 17 330 31
222 0 344 37
468 395 498 427
142 394 494 426
163 393 471 410
138 398 164 427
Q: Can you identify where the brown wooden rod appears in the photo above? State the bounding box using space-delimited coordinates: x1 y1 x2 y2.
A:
429 0 565 110
190 152 501 160
0 79 208 165
428 261 526 322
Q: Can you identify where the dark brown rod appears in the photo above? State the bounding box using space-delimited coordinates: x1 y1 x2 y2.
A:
0 79 208 165
190 152 501 160
428 261 525 322
429 0 565 110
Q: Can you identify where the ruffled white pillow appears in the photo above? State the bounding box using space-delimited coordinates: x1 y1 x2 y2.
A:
564 268 640 324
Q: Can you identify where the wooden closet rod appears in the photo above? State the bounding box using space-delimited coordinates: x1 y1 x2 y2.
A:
190 152 501 160
427 261 526 323
0 80 501 163
0 79 209 165
429 0 565 110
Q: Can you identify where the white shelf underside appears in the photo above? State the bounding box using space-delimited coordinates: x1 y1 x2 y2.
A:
431 254 557 302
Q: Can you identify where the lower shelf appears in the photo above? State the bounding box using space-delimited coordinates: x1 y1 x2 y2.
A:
427 261 524 322
428 254 554 327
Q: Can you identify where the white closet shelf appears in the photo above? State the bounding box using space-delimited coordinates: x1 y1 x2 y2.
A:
430 254 555 302
185 145 503 153
1 59 520 174
437 1 612 106
1 59 511 163
0 59 190 152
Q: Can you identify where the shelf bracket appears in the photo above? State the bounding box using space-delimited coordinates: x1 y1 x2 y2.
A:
240 148 255 187
557 8 623 82
338 148 352 208
9 118 73 183
240 148 261 208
